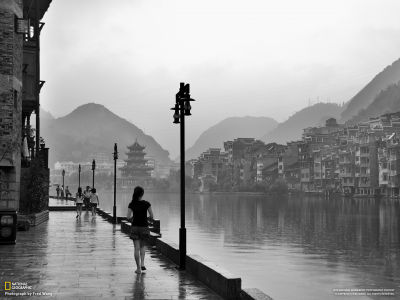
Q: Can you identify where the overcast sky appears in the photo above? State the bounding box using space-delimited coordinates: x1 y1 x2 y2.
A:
40 0 400 159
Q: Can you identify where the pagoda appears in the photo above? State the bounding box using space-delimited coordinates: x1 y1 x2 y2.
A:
120 139 153 180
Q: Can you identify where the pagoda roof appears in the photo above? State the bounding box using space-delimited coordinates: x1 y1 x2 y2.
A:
119 175 152 180
120 165 153 171
126 151 147 156
125 157 147 162
127 138 146 150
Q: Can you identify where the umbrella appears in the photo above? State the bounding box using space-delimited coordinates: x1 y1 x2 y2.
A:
23 137 29 158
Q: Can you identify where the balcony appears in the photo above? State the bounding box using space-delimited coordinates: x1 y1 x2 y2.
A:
359 182 370 188
339 173 352 177
342 182 355 187
360 153 369 157
388 181 399 188
360 163 369 168
339 161 352 165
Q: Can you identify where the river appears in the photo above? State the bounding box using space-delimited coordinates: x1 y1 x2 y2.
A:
51 190 400 299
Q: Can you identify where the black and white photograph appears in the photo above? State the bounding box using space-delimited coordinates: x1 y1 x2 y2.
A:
0 0 400 299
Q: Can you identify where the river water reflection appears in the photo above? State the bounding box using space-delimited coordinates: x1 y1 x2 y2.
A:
55 191 400 299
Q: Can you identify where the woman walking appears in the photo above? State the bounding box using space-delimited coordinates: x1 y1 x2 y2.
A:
127 186 154 274
75 187 84 218
56 185 60 199
90 188 100 217
83 186 91 212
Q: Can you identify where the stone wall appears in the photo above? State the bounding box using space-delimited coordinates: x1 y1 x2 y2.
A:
0 0 23 211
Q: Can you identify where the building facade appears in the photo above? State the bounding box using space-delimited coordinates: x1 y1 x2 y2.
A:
0 0 52 210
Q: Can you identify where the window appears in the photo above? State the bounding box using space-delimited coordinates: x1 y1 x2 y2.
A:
14 90 17 110
278 157 283 162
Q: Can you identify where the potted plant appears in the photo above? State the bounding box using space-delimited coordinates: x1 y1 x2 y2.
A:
25 125 36 148
39 136 45 149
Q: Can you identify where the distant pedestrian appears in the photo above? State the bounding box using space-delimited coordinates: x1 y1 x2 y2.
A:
83 186 91 211
60 185 64 199
90 188 99 217
56 185 60 199
75 187 84 218
65 186 71 201
127 186 154 274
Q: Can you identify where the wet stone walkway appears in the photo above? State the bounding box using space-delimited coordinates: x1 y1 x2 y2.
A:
0 211 222 300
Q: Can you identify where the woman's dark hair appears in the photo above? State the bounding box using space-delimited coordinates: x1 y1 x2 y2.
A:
78 187 82 197
91 188 96 193
131 186 144 204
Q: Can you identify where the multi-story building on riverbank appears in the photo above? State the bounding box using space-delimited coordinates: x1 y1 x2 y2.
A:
386 134 400 196
186 112 400 196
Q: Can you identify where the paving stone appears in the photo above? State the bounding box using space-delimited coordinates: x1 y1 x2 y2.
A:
0 211 222 299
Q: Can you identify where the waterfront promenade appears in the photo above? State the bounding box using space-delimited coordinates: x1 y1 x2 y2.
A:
0 211 222 300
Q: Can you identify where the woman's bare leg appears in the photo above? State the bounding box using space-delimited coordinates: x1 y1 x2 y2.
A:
140 239 146 268
133 240 141 273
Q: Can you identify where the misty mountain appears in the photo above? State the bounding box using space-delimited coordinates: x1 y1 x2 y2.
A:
260 103 344 144
346 82 400 125
175 116 278 161
340 58 400 122
40 107 55 120
41 103 171 167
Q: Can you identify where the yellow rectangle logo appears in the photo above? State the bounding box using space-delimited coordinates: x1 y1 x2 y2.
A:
5 282 11 290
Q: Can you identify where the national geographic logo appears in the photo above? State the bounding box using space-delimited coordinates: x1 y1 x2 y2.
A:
3 281 53 297
3 281 32 290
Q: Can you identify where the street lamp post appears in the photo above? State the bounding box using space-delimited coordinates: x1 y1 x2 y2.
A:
78 164 81 188
62 169 65 199
92 159 96 190
170 82 195 270
113 143 118 224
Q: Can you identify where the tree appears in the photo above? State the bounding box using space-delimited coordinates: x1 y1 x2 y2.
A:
252 181 269 192
155 178 170 191
20 158 49 214
269 178 288 194
209 181 217 192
